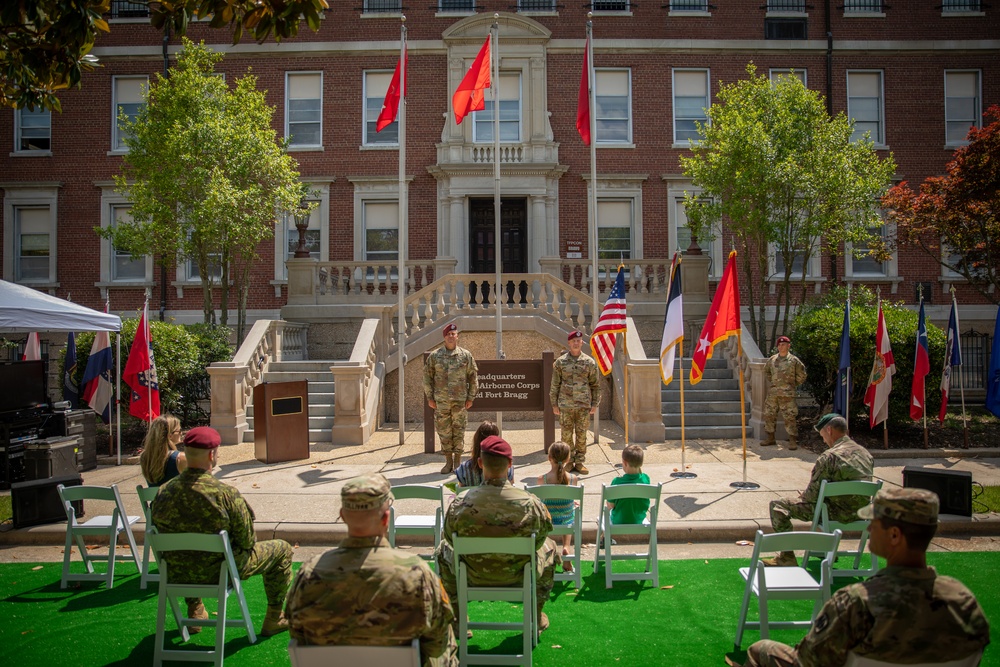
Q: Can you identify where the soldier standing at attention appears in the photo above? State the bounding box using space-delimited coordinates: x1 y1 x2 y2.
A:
741 488 990 667
550 330 601 475
285 474 458 667
763 413 873 567
761 334 807 449
423 322 479 474
151 426 293 637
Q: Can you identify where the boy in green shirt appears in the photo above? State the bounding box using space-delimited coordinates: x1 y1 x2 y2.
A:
609 445 651 524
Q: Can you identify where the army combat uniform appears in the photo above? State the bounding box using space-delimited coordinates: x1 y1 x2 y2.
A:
550 350 601 466
286 536 458 667
434 479 556 619
151 468 293 608
423 345 478 456
763 352 807 445
770 435 874 535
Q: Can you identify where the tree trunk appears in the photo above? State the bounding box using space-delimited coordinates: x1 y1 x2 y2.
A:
200 264 214 325
219 261 229 327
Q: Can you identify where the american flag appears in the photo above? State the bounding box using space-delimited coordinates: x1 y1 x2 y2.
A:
590 268 627 375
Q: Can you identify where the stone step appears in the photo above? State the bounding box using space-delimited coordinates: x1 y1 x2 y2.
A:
661 366 733 381
663 412 744 427
661 378 740 393
243 428 333 443
664 424 747 439
267 361 332 372
660 400 744 413
261 371 334 383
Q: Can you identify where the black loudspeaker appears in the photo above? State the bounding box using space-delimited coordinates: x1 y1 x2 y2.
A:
11 474 83 528
902 466 973 517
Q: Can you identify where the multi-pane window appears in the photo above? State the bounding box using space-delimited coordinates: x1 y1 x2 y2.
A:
15 107 51 152
942 0 981 11
284 205 321 268
110 206 146 281
473 74 521 143
285 72 323 148
944 71 981 145
850 225 888 276
595 69 631 143
518 0 556 10
15 207 51 282
847 71 884 145
113 76 147 151
596 200 633 260
592 1 629 9
439 0 475 10
769 68 807 86
673 69 709 144
363 0 402 12
767 0 805 9
363 201 399 263
364 71 399 145
670 0 708 9
843 0 882 11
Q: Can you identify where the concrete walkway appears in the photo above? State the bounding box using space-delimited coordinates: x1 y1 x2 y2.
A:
3 421 999 548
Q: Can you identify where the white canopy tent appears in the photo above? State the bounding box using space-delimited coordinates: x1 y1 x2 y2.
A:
0 280 125 463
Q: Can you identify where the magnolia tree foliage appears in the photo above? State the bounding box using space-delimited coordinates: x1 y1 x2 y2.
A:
1 0 328 111
882 105 1000 305
99 39 302 338
680 64 897 352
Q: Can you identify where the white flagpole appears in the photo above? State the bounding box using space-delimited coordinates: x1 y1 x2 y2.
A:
116 331 121 465
953 288 970 448
586 15 600 445
397 17 407 446
491 15 504 432
145 300 152 425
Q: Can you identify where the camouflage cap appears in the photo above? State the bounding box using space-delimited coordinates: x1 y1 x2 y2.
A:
341 473 393 511
858 487 939 525
184 426 221 450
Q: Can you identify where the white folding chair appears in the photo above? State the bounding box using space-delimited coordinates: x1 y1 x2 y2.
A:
388 484 444 565
806 479 883 578
454 534 537 667
136 484 161 589
57 483 141 590
594 482 663 589
523 483 583 589
845 650 983 667
288 638 420 667
734 529 843 650
148 530 257 667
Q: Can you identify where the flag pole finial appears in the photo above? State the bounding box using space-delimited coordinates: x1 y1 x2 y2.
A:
400 13 405 23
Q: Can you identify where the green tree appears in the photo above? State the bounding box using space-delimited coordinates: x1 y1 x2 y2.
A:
99 39 302 339
1 0 328 111
680 64 897 351
882 105 1000 305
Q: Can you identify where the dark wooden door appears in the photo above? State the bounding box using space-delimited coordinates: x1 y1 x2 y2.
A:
468 198 528 305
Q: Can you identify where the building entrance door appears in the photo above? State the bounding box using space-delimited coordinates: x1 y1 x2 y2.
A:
469 198 528 304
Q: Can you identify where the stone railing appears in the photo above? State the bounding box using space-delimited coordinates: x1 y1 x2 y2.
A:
286 258 458 306
330 318 383 446
719 323 766 440
469 144 525 163
538 258 672 302
207 320 308 445
607 320 667 442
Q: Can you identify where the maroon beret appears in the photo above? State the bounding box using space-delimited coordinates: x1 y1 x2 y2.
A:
568 330 583 341
443 323 458 335
777 335 791 344
184 426 221 450
480 435 513 461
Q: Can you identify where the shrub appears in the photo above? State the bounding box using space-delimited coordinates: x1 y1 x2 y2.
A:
790 285 946 429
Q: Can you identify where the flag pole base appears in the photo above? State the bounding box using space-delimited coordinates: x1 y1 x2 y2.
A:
730 481 760 490
670 471 698 479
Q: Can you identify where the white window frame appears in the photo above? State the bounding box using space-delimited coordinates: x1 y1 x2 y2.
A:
941 243 967 282
438 0 476 13
272 182 330 296
769 238 822 282
595 68 633 146
769 68 807 86
843 0 884 15
285 71 323 150
363 0 402 13
472 73 522 144
517 0 556 12
13 107 52 155
97 185 154 299
667 184 723 279
669 0 711 15
847 70 885 147
672 68 710 148
111 75 148 153
361 201 400 264
350 176 409 263
363 70 399 147
585 174 645 277
944 70 981 147
941 0 983 16
844 221 899 289
2 185 60 287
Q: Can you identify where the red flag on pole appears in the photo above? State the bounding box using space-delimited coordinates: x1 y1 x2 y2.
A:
124 304 160 422
864 302 895 428
375 44 406 133
452 36 491 125
576 35 591 146
690 251 741 385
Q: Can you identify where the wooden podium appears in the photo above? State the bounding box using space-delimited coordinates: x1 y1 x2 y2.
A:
253 381 310 463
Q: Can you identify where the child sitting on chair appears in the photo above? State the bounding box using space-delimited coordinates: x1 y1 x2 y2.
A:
608 444 651 524
534 441 579 572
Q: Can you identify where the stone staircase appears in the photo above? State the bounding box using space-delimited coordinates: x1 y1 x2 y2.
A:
661 356 747 440
244 361 335 443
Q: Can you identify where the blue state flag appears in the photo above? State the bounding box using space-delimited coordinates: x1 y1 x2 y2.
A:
833 301 851 417
63 332 78 408
987 306 1000 418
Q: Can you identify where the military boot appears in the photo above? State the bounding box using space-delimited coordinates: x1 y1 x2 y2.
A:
759 431 776 446
761 551 798 567
453 453 463 469
574 462 590 475
788 435 799 450
440 453 454 475
261 606 288 637
186 600 208 634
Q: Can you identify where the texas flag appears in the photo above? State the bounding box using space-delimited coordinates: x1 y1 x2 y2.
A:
939 299 962 422
910 299 930 420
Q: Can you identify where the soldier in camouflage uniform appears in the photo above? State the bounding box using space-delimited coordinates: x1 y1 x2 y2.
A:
424 322 479 475
762 335 807 449
435 435 557 635
285 474 457 667
763 413 874 567
550 330 601 475
151 426 293 637
742 488 990 667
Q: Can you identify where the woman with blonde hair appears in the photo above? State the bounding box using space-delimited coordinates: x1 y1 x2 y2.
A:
139 414 187 486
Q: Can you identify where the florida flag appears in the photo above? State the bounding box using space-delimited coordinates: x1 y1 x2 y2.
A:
939 299 962 422
124 305 160 422
590 268 627 375
659 254 684 385
910 300 930 420
690 250 740 385
81 329 114 424
864 303 895 428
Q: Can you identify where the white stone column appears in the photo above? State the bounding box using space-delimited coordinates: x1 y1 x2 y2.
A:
529 194 547 271
449 195 466 271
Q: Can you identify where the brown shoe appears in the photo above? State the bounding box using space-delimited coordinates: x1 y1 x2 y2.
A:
574 463 589 475
538 611 549 634
788 436 798 450
759 433 776 446
440 453 454 475
261 607 289 637
761 551 798 567
187 600 208 634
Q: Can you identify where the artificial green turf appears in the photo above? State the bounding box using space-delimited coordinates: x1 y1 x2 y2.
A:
2 554 998 667
0 495 11 524
975 485 1000 513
